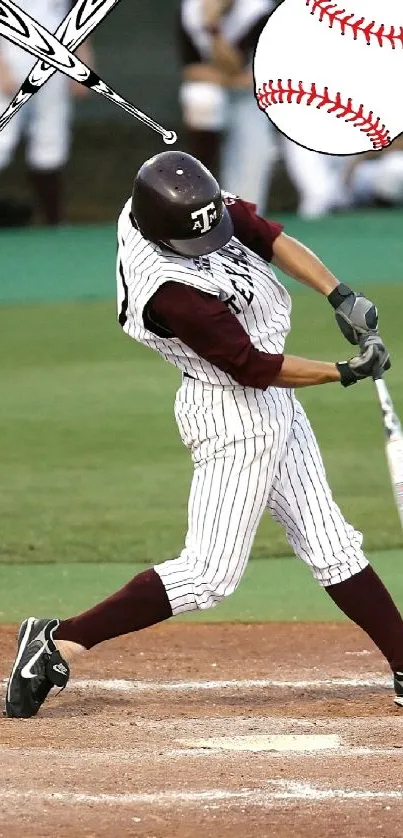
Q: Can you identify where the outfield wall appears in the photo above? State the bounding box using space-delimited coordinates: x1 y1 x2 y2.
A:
0 211 402 305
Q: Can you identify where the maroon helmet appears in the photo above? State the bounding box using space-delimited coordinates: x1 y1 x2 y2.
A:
131 151 233 256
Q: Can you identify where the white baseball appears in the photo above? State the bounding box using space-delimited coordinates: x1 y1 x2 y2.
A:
253 0 403 155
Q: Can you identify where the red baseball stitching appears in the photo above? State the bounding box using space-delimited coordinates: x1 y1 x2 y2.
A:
306 0 403 48
257 80 391 150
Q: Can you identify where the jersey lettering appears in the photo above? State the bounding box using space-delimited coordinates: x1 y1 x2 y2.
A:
223 241 249 263
225 295 242 316
221 241 255 307
224 262 254 284
230 279 254 306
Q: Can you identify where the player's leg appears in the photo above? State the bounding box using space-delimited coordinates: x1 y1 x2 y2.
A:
220 88 278 213
267 400 403 678
9 440 273 716
371 152 403 206
281 141 350 218
54 432 276 640
6 384 287 717
26 73 71 225
0 91 24 172
54 384 289 635
0 93 33 227
153 381 290 614
156 440 276 613
179 80 227 177
349 152 403 207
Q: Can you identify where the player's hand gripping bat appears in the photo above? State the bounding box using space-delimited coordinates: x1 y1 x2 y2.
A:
0 0 177 143
373 367 403 531
0 0 122 131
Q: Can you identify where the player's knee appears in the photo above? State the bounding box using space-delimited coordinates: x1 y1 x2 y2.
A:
0 142 14 170
309 550 368 587
374 153 403 204
29 150 69 171
29 130 70 172
180 81 227 131
155 552 246 614
193 565 244 610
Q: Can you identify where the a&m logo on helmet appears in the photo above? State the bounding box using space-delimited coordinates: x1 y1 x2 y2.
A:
191 202 218 235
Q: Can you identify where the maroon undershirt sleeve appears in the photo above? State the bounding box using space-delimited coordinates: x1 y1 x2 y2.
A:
149 283 284 389
226 196 284 261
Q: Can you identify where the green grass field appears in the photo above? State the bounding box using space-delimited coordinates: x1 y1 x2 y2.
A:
0 550 402 624
0 283 402 571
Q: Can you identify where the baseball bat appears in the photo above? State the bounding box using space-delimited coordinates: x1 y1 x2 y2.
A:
0 0 177 144
0 0 123 131
373 368 403 531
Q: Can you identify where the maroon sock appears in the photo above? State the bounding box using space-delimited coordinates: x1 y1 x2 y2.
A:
53 568 172 650
27 167 64 225
325 565 403 672
185 129 221 178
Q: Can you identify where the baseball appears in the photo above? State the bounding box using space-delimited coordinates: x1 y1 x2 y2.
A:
253 0 403 155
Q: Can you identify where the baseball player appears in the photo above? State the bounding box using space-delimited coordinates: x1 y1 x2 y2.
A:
0 0 92 225
6 151 403 720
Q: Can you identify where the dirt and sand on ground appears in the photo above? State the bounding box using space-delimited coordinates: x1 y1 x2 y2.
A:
1 623 402 837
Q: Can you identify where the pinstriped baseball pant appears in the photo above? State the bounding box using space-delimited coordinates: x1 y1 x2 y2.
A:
155 378 368 615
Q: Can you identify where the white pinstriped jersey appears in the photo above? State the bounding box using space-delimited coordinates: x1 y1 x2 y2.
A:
116 198 291 386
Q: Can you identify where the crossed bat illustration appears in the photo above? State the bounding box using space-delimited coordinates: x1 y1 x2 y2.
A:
0 0 177 143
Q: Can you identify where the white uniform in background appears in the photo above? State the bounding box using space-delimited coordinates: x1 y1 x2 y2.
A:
283 145 403 216
282 145 353 219
349 151 403 206
0 0 71 172
116 197 367 614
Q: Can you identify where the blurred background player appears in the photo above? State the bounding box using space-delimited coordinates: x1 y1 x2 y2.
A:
177 0 358 218
343 136 403 209
0 0 388 224
0 0 93 226
284 137 403 219
282 145 353 220
178 0 278 213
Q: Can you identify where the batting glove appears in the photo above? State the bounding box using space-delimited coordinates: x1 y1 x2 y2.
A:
336 334 391 388
328 283 378 345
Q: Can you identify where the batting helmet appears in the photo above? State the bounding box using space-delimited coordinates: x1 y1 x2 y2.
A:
131 151 234 257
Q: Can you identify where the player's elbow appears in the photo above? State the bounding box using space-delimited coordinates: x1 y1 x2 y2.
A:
224 348 285 389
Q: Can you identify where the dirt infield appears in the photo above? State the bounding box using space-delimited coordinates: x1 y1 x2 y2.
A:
1 622 403 838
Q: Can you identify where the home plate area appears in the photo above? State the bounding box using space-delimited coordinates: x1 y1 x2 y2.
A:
1 623 403 838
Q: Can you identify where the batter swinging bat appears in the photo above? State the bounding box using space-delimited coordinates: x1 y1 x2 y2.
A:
0 0 123 132
373 370 403 531
0 0 177 144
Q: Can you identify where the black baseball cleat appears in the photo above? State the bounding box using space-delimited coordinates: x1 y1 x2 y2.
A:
393 672 403 707
4 617 70 719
